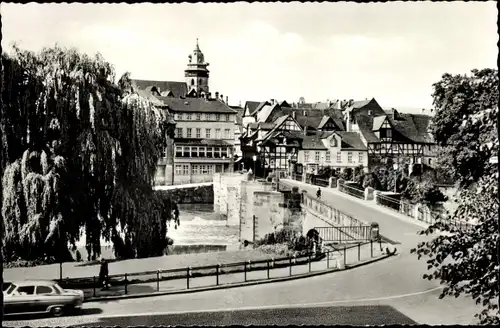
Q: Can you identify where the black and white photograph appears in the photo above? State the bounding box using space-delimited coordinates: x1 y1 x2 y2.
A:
0 1 498 326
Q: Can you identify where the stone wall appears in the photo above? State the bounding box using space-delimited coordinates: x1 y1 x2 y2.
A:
155 184 213 204
213 172 248 225
239 181 277 241
253 191 286 241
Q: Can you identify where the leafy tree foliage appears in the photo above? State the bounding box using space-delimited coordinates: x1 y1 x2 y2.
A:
1 45 179 263
412 69 499 324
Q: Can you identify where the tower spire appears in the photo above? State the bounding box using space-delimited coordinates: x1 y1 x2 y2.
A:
196 38 200 50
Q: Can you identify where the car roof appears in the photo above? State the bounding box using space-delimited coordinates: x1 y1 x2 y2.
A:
10 280 58 287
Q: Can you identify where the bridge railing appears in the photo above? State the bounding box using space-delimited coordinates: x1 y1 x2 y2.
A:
315 225 373 243
302 192 368 227
338 182 364 199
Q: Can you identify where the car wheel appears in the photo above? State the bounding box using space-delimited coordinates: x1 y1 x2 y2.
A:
50 306 64 317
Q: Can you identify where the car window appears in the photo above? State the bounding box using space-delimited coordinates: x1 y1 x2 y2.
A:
36 285 54 295
5 284 16 295
16 286 35 295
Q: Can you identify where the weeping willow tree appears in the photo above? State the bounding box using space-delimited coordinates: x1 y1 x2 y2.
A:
1 45 179 262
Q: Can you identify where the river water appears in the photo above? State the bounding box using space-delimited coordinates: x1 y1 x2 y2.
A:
169 204 239 246
73 204 239 252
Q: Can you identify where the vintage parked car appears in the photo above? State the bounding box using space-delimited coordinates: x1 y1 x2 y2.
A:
3 280 84 317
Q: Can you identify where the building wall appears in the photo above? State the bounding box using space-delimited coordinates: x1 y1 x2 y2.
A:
174 112 236 143
154 185 213 204
298 148 369 172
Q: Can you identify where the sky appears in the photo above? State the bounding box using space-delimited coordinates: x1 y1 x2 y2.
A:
1 2 497 111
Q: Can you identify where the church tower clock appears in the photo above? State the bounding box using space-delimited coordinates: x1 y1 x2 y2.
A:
185 38 210 97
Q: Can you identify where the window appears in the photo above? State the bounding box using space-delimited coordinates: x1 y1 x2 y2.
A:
304 151 309 162
175 146 183 158
206 128 211 138
206 147 213 158
315 151 320 162
191 79 194 86
224 129 231 139
182 165 189 175
325 151 331 162
36 285 54 295
386 129 392 138
428 158 432 165
17 286 35 295
186 113 192 120
176 128 183 138
215 128 221 139
196 128 201 138
216 114 221 121
175 113 182 120
206 113 212 121
196 113 201 121
336 151 341 163
175 165 182 175
348 152 353 163
186 128 192 138
183 146 190 157
358 152 364 163
199 146 206 157
191 147 198 157
225 114 230 122
214 147 221 158
221 147 228 158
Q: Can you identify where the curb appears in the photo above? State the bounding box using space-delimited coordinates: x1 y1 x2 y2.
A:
84 252 395 303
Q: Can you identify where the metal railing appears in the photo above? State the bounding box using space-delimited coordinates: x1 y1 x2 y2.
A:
36 244 386 301
315 225 372 243
312 178 329 187
302 192 370 228
338 182 364 199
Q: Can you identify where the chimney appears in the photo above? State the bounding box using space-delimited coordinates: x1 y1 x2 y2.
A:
421 108 425 114
226 96 228 104
208 92 212 99
292 111 296 119
215 91 219 99
349 99 354 106
220 94 224 102
304 126 308 135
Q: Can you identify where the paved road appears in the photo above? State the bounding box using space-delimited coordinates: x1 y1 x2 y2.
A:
3 180 482 326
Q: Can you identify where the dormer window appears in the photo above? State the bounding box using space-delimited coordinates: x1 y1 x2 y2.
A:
368 110 373 116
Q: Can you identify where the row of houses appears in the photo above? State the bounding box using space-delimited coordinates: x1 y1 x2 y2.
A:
130 40 438 185
236 98 437 179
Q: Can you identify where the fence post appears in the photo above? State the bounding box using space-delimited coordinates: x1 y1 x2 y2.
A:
59 262 63 282
327 251 330 268
93 276 96 297
267 260 270 279
187 267 191 289
124 273 128 295
343 246 346 267
157 270 160 292
370 240 373 258
358 243 361 261
308 253 312 272
379 238 382 252
244 262 247 282
289 257 292 276
216 264 220 286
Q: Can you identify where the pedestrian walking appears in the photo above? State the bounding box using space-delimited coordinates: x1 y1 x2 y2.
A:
316 187 322 200
99 258 110 290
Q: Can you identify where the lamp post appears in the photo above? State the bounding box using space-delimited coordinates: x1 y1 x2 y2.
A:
392 163 399 193
252 155 257 179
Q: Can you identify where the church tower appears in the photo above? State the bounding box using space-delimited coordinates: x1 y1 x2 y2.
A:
185 38 210 97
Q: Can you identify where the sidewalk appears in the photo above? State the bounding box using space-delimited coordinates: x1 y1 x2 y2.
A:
280 179 432 248
81 241 389 301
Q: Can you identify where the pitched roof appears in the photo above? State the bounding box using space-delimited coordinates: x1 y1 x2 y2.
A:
158 97 237 114
131 79 188 98
251 101 271 116
372 115 387 131
244 101 260 115
134 89 167 107
336 132 367 150
301 133 328 150
257 103 279 123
